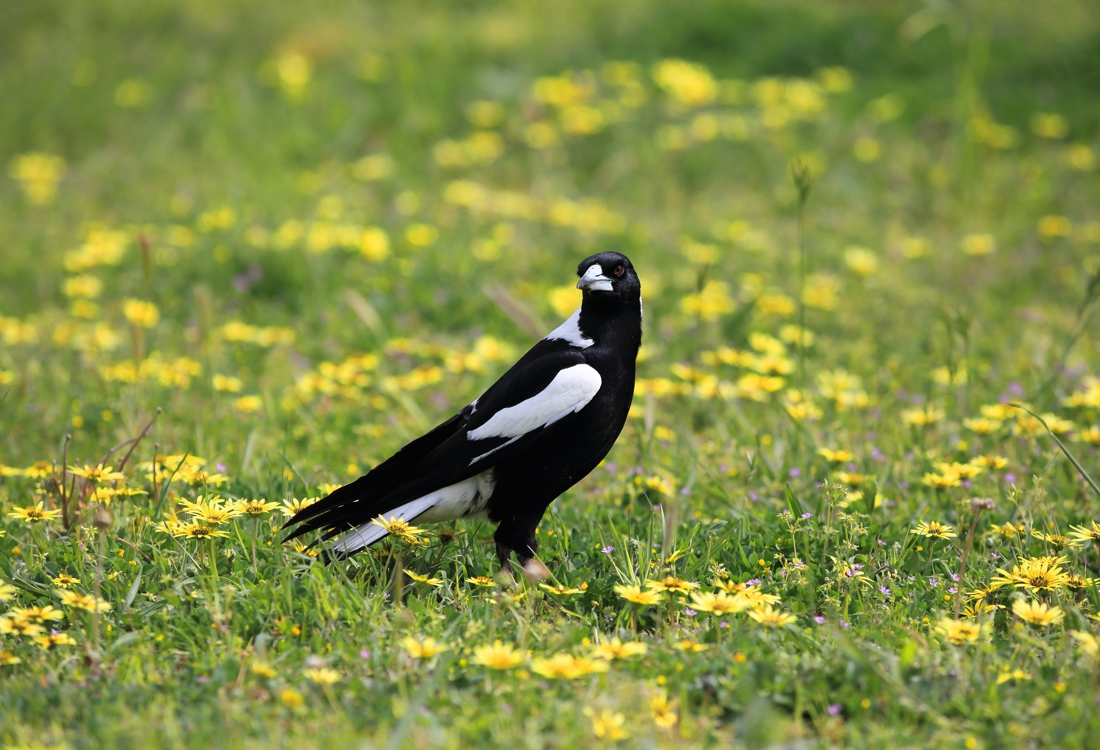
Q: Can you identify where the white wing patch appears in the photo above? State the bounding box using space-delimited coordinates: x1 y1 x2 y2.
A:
544 307 593 349
467 363 601 448
331 470 495 554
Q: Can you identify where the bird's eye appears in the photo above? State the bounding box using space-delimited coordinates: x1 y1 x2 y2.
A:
613 265 624 277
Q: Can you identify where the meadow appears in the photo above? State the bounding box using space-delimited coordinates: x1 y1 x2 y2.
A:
2 0 1100 747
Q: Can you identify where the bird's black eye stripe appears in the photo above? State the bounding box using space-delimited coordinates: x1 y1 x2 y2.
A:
613 265 624 277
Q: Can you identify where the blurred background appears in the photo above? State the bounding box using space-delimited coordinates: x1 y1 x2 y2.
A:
1 0 1098 472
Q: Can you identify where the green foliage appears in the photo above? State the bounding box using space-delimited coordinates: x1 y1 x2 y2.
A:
2 0 1100 747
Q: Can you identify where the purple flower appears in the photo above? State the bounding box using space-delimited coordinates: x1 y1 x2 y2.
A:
840 620 850 629
828 704 842 716
789 467 802 478
878 587 891 596
197 675 210 683
877 538 886 546
746 579 761 586
801 512 813 519
718 621 730 628
871 446 886 462
1004 473 1018 484
947 586 957 594
813 616 826 625
216 462 227 473
604 462 617 474
359 649 371 659
950 572 960 582
929 577 939 587
684 609 697 617
601 546 614 554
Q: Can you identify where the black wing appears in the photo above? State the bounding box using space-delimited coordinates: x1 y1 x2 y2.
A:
283 342 591 542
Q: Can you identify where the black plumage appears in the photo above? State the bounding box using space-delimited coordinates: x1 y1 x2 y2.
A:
284 251 642 572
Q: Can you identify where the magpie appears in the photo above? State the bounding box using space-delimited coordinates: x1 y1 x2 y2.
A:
284 251 642 573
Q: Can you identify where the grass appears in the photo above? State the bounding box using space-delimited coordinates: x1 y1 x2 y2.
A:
2 0 1100 747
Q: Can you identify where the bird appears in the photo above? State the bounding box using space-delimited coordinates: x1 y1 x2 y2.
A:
284 251 642 573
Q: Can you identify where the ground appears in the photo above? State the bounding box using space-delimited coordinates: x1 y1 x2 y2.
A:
2 0 1100 747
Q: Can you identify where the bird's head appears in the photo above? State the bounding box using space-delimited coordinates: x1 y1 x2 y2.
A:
576 252 640 311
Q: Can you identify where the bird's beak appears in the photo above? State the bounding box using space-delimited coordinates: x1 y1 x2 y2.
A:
576 264 614 292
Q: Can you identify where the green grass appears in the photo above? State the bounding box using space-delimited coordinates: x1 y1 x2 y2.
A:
2 0 1100 747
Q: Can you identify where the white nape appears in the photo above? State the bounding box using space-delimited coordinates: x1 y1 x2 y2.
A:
465 363 601 463
331 470 495 554
544 307 593 349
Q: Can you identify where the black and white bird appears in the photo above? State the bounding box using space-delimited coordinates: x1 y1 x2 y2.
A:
284 251 642 573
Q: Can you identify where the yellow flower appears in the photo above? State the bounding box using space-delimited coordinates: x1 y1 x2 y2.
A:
34 632 77 649
530 653 608 679
0 580 16 602
902 407 944 426
51 574 81 589
251 661 278 678
232 498 281 516
1069 631 1100 659
647 577 699 595
471 640 524 670
0 616 45 637
650 689 679 730
280 688 304 709
468 576 497 588
1069 521 1100 546
398 635 448 660
0 650 23 666
58 590 112 613
933 618 989 645
122 299 160 328
178 522 230 539
10 605 64 623
1012 599 1064 627
586 708 628 740
23 461 55 478
303 666 342 685
961 233 995 256
992 556 1069 593
8 502 62 523
539 583 583 596
971 454 1008 469
738 587 781 607
996 668 1032 684
1033 531 1079 550
1065 574 1097 590
817 448 853 463
9 152 66 204
614 584 663 606
911 521 957 539
681 281 735 321
591 637 647 660
963 417 1002 435
280 497 318 517
404 571 443 587
689 591 751 616
371 515 430 545
674 640 710 653
989 522 1024 538
922 472 961 490
68 464 126 483
747 605 797 627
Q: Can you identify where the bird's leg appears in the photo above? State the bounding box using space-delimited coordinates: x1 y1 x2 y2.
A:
495 541 514 579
